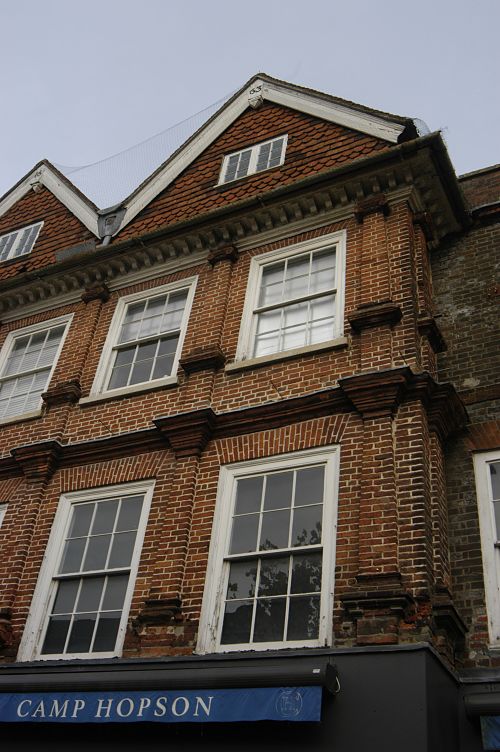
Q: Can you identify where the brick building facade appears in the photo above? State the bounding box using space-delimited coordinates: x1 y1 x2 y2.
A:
0 75 498 751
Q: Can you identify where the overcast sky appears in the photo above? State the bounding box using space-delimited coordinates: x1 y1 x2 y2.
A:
1 0 498 200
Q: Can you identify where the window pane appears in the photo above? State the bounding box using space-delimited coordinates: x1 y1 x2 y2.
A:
259 509 290 550
229 514 259 554
92 501 119 534
108 364 131 390
114 347 136 368
102 575 129 610
256 308 281 335
295 467 324 506
253 598 286 642
226 561 257 600
76 577 105 612
234 477 263 515
236 150 251 179
41 616 71 654
108 531 137 568
135 340 158 362
93 611 121 652
310 250 336 293
130 359 153 385
268 137 284 168
66 613 97 653
220 601 253 644
68 504 94 538
258 557 289 597
161 291 188 332
287 595 320 640
264 472 293 510
253 331 280 358
116 497 143 531
52 580 79 615
259 262 284 307
256 141 272 172
291 505 322 546
59 538 86 574
82 535 112 571
290 553 322 594
284 255 310 300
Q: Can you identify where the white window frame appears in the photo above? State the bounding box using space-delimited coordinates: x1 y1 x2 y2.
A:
474 450 500 646
18 479 155 662
218 135 288 185
0 504 6 529
0 222 43 263
196 446 340 654
235 231 346 363
0 314 73 424
88 277 197 400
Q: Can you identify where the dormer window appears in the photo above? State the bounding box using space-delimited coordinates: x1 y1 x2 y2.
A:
219 136 287 184
0 222 43 263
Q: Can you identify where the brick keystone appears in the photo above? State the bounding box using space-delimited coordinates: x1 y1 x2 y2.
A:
42 378 82 408
338 367 412 419
81 283 110 304
354 194 390 223
179 346 226 374
348 301 403 333
11 440 63 482
154 408 216 458
207 245 238 266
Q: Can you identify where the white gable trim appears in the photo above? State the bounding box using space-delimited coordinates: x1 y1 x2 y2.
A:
0 164 100 237
118 77 407 233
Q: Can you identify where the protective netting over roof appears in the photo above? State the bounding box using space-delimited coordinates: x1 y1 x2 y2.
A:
54 91 235 210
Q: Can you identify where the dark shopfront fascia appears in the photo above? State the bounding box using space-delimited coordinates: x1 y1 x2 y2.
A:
1 644 496 752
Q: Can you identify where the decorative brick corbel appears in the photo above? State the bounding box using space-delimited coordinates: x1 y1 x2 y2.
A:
354 194 390 223
11 440 62 482
132 598 183 633
154 407 216 458
340 583 416 646
81 283 110 304
207 245 238 267
338 366 412 419
179 346 226 374
413 211 436 242
417 315 447 353
348 301 402 333
431 586 467 644
42 378 82 408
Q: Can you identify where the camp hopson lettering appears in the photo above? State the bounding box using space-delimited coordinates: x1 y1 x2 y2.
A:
13 692 214 722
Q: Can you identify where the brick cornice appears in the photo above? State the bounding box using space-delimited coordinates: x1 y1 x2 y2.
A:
0 371 467 476
348 301 403 333
41 379 82 408
11 440 63 482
